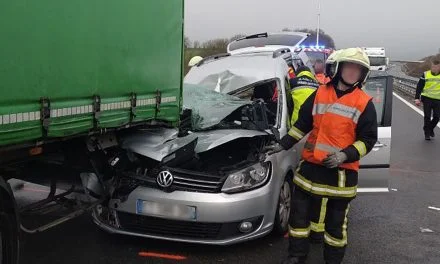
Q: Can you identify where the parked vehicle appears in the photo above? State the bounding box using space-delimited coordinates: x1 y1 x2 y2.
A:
362 47 389 71
0 1 184 263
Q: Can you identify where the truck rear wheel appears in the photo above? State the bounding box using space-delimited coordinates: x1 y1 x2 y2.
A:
0 196 19 264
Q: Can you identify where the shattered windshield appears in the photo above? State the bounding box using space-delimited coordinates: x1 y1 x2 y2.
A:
183 83 251 131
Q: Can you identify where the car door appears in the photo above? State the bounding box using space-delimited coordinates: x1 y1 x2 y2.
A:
358 73 393 193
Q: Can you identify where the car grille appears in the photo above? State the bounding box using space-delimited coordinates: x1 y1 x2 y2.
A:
118 212 222 239
168 168 225 193
138 167 226 193
117 212 264 240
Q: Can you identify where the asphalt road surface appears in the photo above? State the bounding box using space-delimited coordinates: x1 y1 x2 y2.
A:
17 92 440 264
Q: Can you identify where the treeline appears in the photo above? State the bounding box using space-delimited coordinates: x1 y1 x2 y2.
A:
405 54 440 78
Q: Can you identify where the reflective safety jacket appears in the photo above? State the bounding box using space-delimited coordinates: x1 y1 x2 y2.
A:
421 71 440 100
290 71 319 125
282 84 378 199
302 84 371 171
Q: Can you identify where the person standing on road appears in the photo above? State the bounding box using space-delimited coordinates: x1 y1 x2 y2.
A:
414 59 440 140
314 59 331 85
266 48 378 264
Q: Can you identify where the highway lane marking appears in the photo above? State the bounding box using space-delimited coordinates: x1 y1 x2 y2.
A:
138 252 187 260
393 92 440 129
428 206 440 211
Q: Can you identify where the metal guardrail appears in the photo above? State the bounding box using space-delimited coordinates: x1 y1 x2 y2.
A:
393 76 418 97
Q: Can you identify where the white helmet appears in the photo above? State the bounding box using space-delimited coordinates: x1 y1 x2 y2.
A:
325 50 341 78
332 48 371 86
188 56 203 67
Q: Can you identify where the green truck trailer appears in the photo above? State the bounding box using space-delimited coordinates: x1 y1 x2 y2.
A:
0 1 184 263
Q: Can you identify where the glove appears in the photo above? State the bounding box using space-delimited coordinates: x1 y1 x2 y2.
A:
263 143 285 155
322 152 348 168
415 99 421 106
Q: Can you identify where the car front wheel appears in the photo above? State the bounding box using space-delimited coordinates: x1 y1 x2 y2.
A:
273 174 293 235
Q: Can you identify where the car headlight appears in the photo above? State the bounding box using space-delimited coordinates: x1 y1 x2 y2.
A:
221 162 271 194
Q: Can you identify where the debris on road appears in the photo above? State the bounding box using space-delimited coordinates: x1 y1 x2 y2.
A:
420 227 435 233
138 252 187 260
428 206 440 211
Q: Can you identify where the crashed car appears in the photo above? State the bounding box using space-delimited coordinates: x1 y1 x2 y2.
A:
92 50 300 245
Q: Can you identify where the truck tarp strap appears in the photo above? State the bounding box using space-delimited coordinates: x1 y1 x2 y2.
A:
40 97 51 137
92 95 101 129
130 93 137 122
155 90 162 116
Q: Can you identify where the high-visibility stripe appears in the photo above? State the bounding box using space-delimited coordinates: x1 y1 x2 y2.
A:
291 85 317 92
288 225 311 238
312 103 362 123
288 129 303 140
0 96 177 125
327 103 362 124
312 103 331 115
293 173 357 198
353 141 367 157
338 170 346 188
324 232 347 247
303 142 342 153
319 198 328 223
297 71 317 81
310 221 325 232
288 126 305 140
316 143 342 153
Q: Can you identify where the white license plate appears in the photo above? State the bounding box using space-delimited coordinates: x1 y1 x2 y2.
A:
136 200 197 220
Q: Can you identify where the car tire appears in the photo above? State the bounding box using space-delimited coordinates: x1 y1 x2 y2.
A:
273 173 293 235
0 197 19 264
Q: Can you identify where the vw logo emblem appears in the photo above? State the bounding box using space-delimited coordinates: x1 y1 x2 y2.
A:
157 170 174 188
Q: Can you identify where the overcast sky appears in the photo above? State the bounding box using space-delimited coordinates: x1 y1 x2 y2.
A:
184 0 440 60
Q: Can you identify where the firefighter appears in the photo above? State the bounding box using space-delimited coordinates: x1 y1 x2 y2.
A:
188 56 203 67
414 59 440 140
314 59 331 85
290 66 319 125
266 48 378 264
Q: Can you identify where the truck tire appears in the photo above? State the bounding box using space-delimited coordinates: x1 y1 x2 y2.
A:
0 187 19 264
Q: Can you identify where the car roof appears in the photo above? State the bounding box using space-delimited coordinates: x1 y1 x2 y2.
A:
227 32 310 53
184 52 289 94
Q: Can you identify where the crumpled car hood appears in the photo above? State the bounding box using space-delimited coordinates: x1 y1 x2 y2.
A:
121 127 268 161
120 128 198 162
193 129 268 153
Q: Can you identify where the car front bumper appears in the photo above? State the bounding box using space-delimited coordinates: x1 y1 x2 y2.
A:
93 180 279 245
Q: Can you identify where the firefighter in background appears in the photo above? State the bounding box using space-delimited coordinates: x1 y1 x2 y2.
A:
267 48 378 264
414 59 440 140
289 66 319 125
188 56 203 67
288 66 324 244
314 59 331 85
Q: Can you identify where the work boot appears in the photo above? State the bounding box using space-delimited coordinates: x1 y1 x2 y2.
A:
281 256 307 264
425 134 431 141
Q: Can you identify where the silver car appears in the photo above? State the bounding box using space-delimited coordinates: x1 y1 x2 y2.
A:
92 51 392 245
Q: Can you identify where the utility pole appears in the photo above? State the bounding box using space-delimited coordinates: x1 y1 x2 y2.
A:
316 0 321 47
